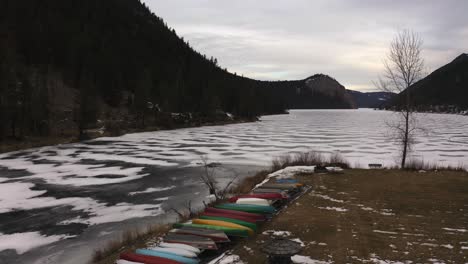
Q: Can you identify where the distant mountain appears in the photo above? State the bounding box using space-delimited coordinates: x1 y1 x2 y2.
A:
0 0 355 142
392 53 468 110
348 90 396 108
280 74 356 109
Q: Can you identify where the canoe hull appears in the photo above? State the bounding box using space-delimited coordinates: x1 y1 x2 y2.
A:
199 215 258 231
192 219 254 235
236 198 271 206
169 228 230 242
229 193 287 202
159 242 201 254
174 223 249 238
205 207 266 221
215 203 276 214
120 252 181 264
164 234 218 250
201 212 257 223
136 248 199 264
146 246 198 258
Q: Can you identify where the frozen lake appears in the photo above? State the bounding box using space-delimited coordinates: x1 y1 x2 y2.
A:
0 109 467 263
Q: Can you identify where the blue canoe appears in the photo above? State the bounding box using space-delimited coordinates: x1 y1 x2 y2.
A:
276 179 298 183
136 248 199 264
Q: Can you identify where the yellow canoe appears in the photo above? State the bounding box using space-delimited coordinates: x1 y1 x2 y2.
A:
192 219 254 236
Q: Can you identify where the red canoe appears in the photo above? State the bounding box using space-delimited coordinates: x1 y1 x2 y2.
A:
229 193 287 203
120 252 182 264
205 207 266 221
201 212 258 223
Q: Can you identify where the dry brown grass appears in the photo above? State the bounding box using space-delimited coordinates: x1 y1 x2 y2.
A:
231 169 468 263
404 159 466 171
271 151 351 171
230 170 270 194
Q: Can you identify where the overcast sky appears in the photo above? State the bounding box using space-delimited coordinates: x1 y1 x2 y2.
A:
143 0 467 91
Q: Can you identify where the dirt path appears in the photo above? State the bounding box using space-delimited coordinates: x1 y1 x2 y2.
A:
231 169 468 263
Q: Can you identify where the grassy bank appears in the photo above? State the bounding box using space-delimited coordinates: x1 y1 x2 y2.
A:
230 169 468 263
91 152 466 263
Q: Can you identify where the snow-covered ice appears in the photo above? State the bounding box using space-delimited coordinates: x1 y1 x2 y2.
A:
0 109 467 262
0 232 70 254
129 186 176 195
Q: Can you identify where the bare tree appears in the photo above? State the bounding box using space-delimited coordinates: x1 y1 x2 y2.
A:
199 156 239 201
376 29 425 169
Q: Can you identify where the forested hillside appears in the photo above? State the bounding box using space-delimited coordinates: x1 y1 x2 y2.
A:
0 0 354 143
391 53 468 112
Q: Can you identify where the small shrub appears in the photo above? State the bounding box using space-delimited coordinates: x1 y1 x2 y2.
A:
405 159 466 171
271 151 349 171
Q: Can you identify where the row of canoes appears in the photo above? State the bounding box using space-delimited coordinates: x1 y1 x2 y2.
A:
117 180 303 264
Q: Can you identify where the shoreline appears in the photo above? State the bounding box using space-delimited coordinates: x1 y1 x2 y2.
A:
95 166 468 264
0 117 260 154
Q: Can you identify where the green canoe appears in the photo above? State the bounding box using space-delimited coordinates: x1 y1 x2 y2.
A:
214 203 276 214
199 215 258 232
173 223 249 237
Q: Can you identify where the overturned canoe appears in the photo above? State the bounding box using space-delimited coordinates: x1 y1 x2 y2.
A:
199 215 258 231
205 207 266 221
136 248 199 264
116 259 142 264
276 179 298 183
252 188 289 194
215 203 276 214
257 183 302 190
159 242 201 254
191 219 254 236
229 193 287 203
236 197 271 206
136 248 198 264
120 252 181 264
173 223 249 237
146 246 198 258
164 233 218 250
201 212 257 223
169 227 230 243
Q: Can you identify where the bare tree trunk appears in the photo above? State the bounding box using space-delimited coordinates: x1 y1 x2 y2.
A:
401 110 410 168
376 29 425 169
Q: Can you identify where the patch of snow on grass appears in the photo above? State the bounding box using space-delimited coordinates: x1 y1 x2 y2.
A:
208 252 244 264
440 244 453 249
420 243 438 247
373 230 398 235
243 246 253 254
317 206 348 212
262 230 291 237
0 232 69 254
442 227 467 233
310 192 344 203
129 186 176 195
290 238 305 247
291 255 331 264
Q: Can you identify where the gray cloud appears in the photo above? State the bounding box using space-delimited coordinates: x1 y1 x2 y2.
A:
143 0 468 91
